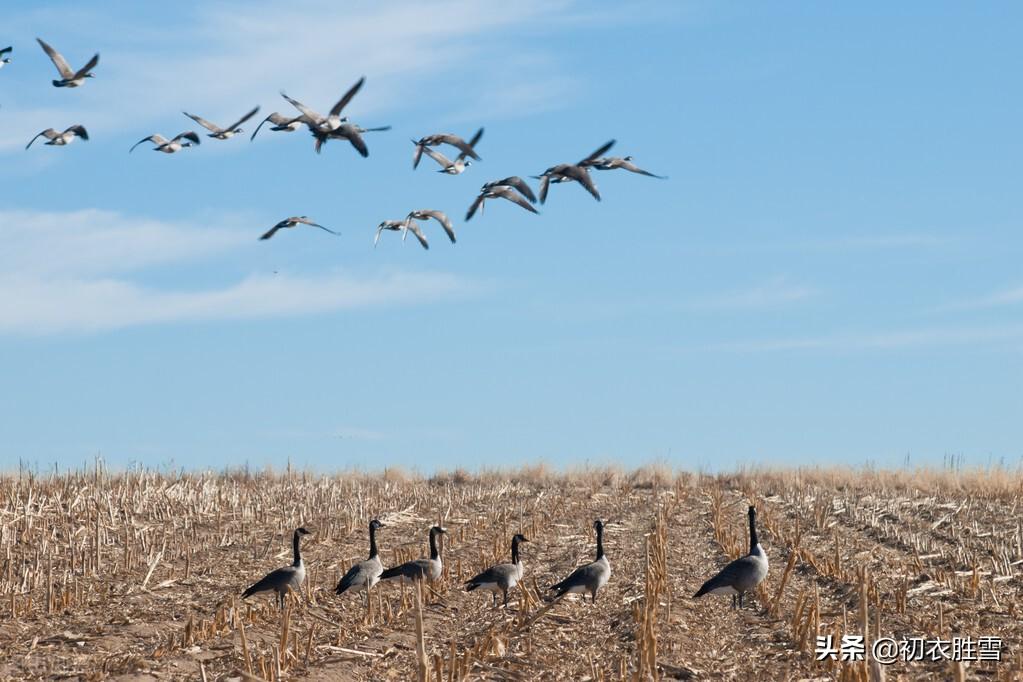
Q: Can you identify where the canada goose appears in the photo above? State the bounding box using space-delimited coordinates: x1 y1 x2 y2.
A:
374 220 406 248
588 156 666 179
379 526 446 582
260 216 339 241
549 519 611 602
412 128 484 169
336 519 385 603
465 533 528 607
129 131 201 154
36 38 98 87
535 140 615 203
413 128 483 174
0 46 12 68
311 122 391 156
26 125 88 149
406 210 455 244
481 177 537 204
400 218 430 250
465 185 539 221
281 77 364 133
183 106 260 140
693 506 769 609
242 527 311 609
250 112 308 141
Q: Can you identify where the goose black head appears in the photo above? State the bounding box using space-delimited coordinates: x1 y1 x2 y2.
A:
370 519 384 530
430 525 447 535
513 533 529 543
296 527 312 535
593 519 604 532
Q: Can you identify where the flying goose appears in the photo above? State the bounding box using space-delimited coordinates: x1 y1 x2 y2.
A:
335 519 385 603
412 128 484 169
481 176 537 204
242 527 311 609
399 218 430 250
129 131 201 154
250 112 308 141
311 122 391 156
693 505 769 609
379 526 446 582
535 140 615 204
36 38 98 87
588 156 666 179
183 106 260 140
413 127 483 174
465 185 539 221
281 77 365 133
26 125 88 149
374 220 407 248
406 209 455 244
260 216 339 241
0 46 12 69
465 533 529 607
549 519 611 602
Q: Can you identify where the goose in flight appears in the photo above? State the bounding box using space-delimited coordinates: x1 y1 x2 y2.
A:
130 131 201 154
0 46 12 69
588 156 666 179
183 106 260 140
466 184 539 221
260 216 339 241
26 125 88 149
36 38 98 87
406 209 455 244
481 176 537 204
250 112 308 141
412 128 483 169
374 220 407 248
280 77 365 133
312 122 391 156
535 139 615 203
400 219 430 250
413 127 483 174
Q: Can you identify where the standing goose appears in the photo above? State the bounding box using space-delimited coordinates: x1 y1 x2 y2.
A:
588 156 666 179
465 185 539 221
183 106 260 140
36 38 98 87
260 216 338 241
26 125 88 149
0 46 12 69
281 77 365 133
129 131 201 154
250 112 308 141
406 210 455 244
335 519 386 603
465 533 529 607
549 519 611 603
412 128 484 169
242 527 311 609
379 526 446 582
535 140 615 204
693 505 769 609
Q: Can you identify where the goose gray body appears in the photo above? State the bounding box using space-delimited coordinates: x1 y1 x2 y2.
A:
413 128 483 174
465 534 528 607
535 140 615 203
36 38 98 87
260 216 338 241
693 506 769 609
379 526 446 582
374 220 408 248
26 125 88 149
406 210 455 244
130 131 200 154
184 106 260 140
588 156 666 179
242 527 311 609
481 177 537 204
466 184 539 221
336 519 385 597
412 128 484 169
549 520 611 602
250 112 308 141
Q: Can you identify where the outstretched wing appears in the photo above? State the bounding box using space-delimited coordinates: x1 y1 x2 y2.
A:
422 146 453 169
328 76 366 119
465 194 485 222
36 38 72 79
26 128 57 149
579 139 615 165
130 134 165 153
497 187 540 214
455 127 484 162
71 53 100 80
281 92 325 125
498 176 536 203
226 106 260 132
183 112 221 134
259 221 288 241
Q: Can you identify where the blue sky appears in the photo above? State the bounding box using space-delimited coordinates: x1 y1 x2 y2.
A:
1 1 1021 473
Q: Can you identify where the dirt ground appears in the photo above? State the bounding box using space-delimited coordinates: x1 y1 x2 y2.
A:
1 466 1021 680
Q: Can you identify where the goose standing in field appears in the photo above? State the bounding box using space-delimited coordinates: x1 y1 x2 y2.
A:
406 209 455 244
242 527 311 609
36 38 98 87
336 519 385 605
129 131 200 154
183 106 260 140
465 533 529 607
260 216 339 241
549 519 611 602
0 46 12 69
26 125 88 149
535 139 615 203
281 77 364 134
465 184 539 221
587 155 667 179
379 526 446 582
250 112 308 141
411 128 484 169
693 505 769 609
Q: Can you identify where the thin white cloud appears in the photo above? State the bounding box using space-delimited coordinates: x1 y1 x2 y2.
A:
686 277 816 311
710 324 1023 353
940 284 1023 311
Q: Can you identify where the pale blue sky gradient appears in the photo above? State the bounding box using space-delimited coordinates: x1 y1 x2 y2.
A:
1 2 1021 472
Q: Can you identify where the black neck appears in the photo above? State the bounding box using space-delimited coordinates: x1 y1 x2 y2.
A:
429 529 440 560
369 523 378 559
595 524 604 560
292 530 302 566
511 537 520 564
748 513 758 554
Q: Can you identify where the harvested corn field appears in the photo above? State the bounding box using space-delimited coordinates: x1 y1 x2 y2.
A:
1 465 1021 680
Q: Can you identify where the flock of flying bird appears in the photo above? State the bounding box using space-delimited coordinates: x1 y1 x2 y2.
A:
241 507 769 616
5 39 666 249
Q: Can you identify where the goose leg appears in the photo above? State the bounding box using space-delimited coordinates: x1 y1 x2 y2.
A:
739 593 744 609
731 594 737 610
503 589 509 608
